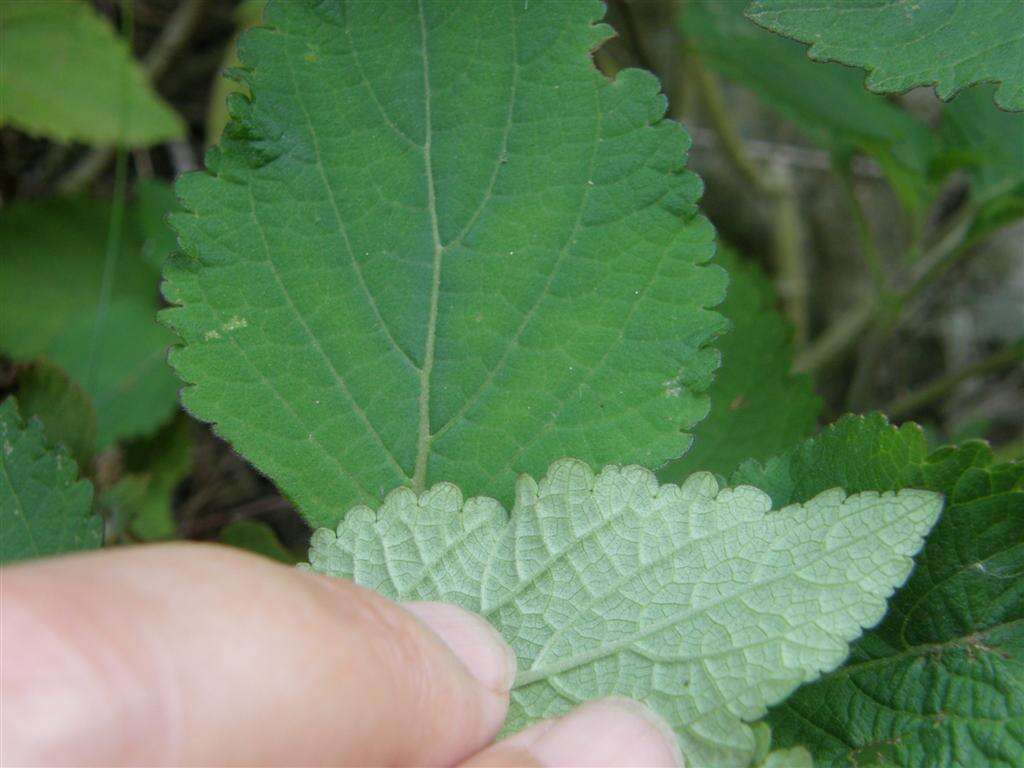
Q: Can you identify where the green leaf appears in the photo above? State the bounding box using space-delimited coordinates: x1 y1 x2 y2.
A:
221 520 302 564
660 247 819 482
738 415 1024 767
746 0 1024 112
100 416 193 541
0 397 100 565
0 192 180 448
205 0 267 146
16 361 98 468
0 0 184 145
308 457 941 767
683 0 935 212
939 85 1024 239
163 0 726 529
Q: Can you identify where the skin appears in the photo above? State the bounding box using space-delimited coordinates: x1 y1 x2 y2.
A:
1 543 682 767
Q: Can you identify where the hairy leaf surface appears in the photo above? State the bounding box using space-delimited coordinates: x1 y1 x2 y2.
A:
0 191 179 447
684 0 935 211
308 458 941 766
0 0 183 144
660 248 819 481
739 414 1024 767
0 398 100 564
163 0 726 528
746 0 1024 112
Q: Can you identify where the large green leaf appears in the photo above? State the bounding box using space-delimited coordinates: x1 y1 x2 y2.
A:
746 0 1024 112
0 398 100 565
683 0 935 211
737 415 1024 767
0 0 184 144
660 247 819 482
0 189 180 448
163 0 726 528
308 458 941 767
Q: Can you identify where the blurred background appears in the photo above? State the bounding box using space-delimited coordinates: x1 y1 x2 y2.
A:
1 0 1021 560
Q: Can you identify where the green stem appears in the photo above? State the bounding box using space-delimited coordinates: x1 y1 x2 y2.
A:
885 343 1024 419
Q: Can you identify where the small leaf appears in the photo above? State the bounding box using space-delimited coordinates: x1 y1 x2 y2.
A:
0 0 184 144
746 0 1024 112
739 414 1024 768
308 458 941 767
0 397 100 565
660 247 819 481
16 360 98 468
163 0 727 529
0 192 180 447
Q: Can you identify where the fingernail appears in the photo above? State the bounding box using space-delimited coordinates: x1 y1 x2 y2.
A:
503 698 683 767
402 601 516 694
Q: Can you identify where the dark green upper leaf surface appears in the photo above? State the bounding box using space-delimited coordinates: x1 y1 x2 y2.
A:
746 0 1024 112
164 0 726 527
738 414 1024 767
684 0 935 210
0 0 184 144
0 192 180 448
660 248 819 481
0 398 100 565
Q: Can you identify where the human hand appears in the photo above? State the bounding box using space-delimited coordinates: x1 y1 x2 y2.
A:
2 544 682 766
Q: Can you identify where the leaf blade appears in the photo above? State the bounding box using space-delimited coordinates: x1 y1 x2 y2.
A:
163 0 726 527
309 458 942 766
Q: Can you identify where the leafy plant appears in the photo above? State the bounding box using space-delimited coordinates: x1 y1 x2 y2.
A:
746 0 1024 112
1 0 1021 766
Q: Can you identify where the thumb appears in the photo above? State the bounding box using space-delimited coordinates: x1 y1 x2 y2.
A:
1 544 514 766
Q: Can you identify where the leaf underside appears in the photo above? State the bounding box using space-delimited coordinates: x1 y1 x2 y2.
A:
738 414 1024 768
162 0 727 529
0 0 183 144
746 0 1024 112
0 398 100 565
308 458 941 767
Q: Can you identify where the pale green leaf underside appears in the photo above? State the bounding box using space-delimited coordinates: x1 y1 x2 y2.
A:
0 398 100 565
746 0 1024 112
0 0 183 145
739 414 1024 767
163 0 726 529
308 458 941 767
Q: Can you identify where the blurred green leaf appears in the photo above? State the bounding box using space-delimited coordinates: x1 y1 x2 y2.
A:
0 397 100 564
0 189 180 447
0 0 184 145
221 520 301 564
16 360 98 469
682 0 935 213
100 416 192 541
746 0 1024 112
660 247 819 481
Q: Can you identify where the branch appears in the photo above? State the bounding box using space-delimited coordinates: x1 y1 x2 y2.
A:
885 343 1024 419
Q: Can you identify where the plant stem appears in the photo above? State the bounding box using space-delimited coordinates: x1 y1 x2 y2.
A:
886 343 1024 419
